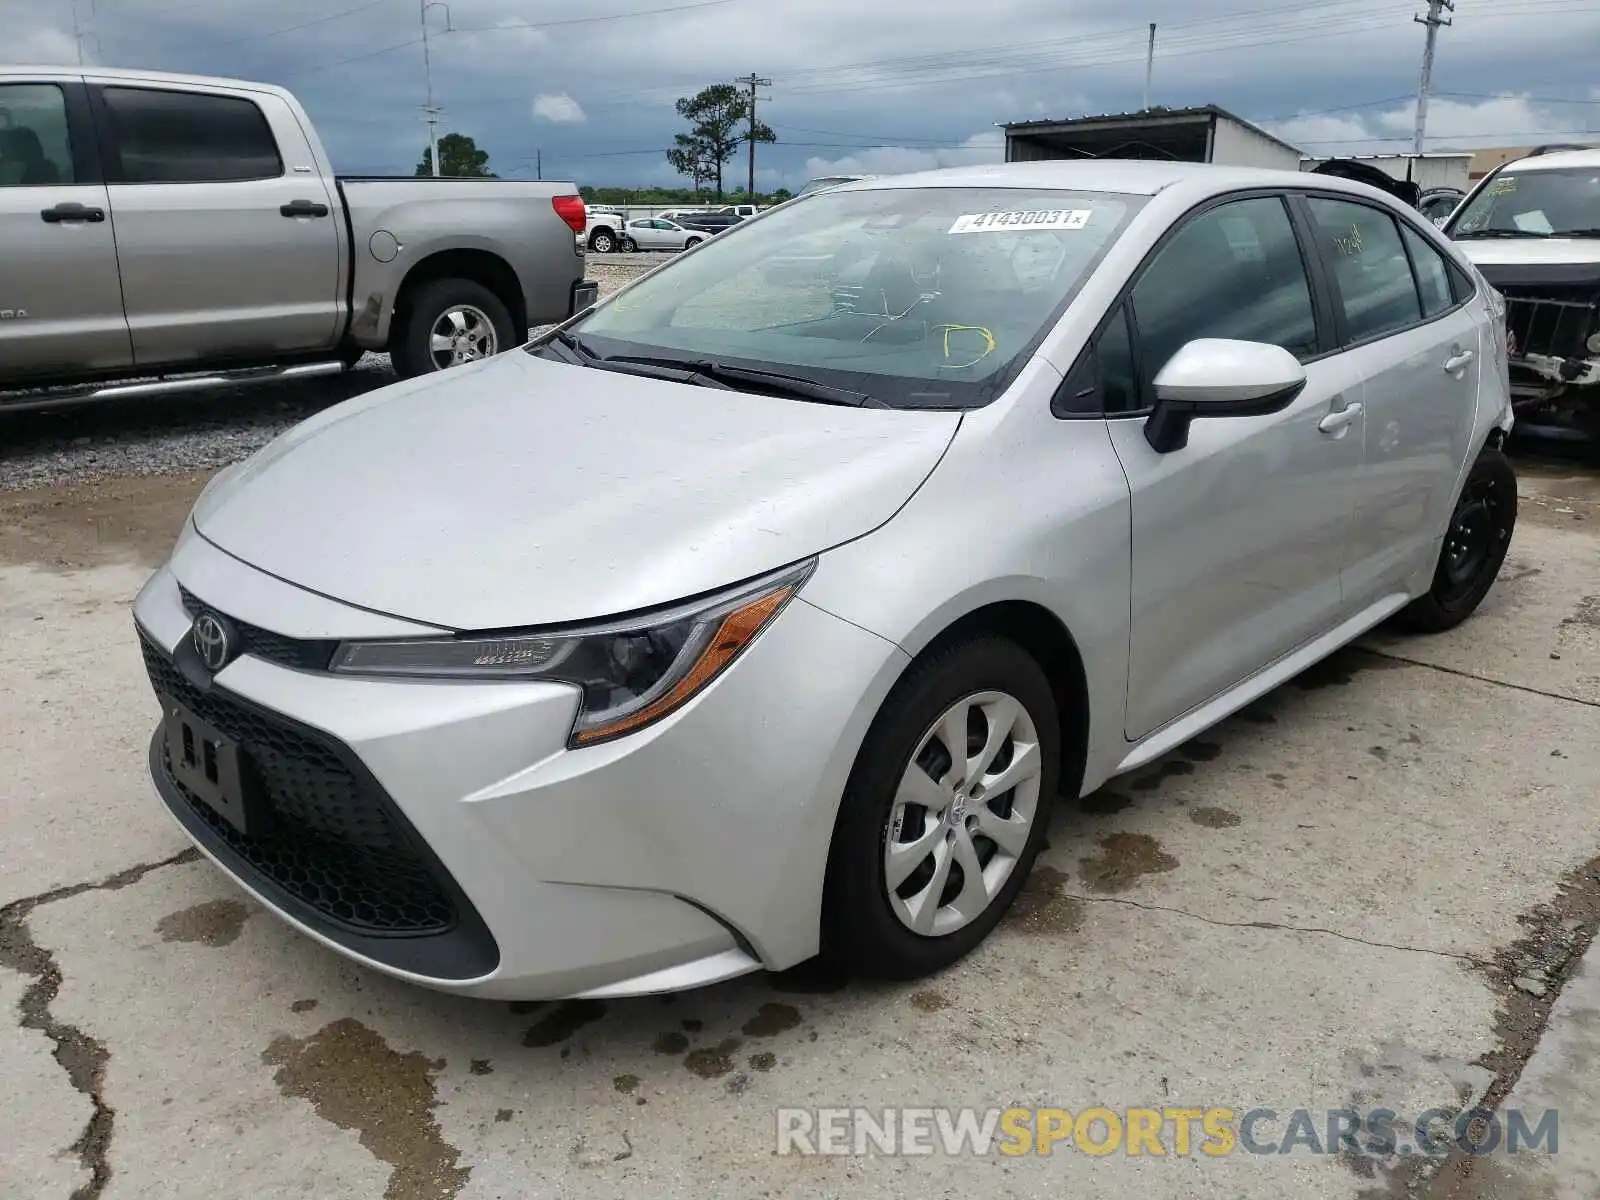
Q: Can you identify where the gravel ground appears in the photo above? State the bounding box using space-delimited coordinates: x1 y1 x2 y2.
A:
0 259 650 493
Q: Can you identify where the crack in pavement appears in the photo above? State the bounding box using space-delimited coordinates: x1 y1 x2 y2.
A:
1362 648 1600 710
1065 892 1488 965
0 848 200 1200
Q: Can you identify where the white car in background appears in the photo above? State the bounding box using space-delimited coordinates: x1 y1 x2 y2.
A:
624 217 708 252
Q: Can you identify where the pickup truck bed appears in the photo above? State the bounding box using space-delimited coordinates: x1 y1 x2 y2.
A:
0 65 595 403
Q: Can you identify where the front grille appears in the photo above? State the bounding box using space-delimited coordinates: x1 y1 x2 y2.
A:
1498 287 1600 363
142 632 456 935
178 586 339 672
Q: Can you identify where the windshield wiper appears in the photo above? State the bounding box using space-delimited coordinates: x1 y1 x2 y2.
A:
1550 228 1600 239
1453 229 1550 239
603 354 884 408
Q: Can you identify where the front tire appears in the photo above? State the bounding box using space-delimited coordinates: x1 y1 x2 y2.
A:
1394 446 1518 633
684 236 704 249
590 230 616 254
391 278 515 379
621 236 638 253
822 637 1061 980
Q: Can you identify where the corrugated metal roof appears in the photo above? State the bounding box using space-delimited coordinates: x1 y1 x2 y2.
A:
1001 104 1304 158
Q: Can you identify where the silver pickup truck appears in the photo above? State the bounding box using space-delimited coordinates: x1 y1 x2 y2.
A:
0 66 597 405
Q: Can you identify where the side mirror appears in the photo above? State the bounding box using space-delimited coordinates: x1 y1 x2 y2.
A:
1144 338 1307 453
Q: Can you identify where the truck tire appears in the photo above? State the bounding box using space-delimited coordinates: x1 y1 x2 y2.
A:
590 229 616 254
392 279 515 379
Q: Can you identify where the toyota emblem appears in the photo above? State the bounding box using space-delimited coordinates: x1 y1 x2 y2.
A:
191 613 235 673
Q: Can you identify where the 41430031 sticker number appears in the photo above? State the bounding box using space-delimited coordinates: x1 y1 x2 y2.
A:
948 209 1092 234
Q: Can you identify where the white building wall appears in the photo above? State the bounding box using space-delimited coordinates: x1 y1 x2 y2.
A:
1209 118 1302 170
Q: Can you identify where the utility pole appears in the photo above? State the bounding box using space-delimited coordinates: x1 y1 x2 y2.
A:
736 72 771 199
1412 0 1454 155
1143 23 1156 112
421 0 452 176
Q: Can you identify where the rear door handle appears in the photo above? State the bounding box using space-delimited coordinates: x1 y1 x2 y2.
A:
1444 349 1476 373
280 199 330 218
1318 401 1364 434
41 202 105 224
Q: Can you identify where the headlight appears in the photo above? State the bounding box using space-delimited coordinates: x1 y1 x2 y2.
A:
331 560 815 747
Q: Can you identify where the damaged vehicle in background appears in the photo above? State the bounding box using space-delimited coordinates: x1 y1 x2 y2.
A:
1443 146 1600 453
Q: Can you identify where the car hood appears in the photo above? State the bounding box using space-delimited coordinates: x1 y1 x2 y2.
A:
192 352 960 630
1456 238 1600 289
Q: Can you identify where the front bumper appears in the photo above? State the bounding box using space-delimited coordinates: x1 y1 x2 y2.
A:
134 536 907 1000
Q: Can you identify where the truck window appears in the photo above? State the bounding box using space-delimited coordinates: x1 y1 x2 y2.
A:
99 87 283 184
0 83 75 187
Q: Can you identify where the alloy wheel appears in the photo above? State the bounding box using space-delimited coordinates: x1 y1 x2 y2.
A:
883 690 1043 937
428 304 498 370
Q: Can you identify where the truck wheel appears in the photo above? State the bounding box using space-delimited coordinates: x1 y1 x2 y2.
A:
590 230 616 254
392 279 515 378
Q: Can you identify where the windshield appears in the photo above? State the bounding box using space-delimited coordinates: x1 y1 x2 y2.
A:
548 185 1143 409
1450 167 1600 238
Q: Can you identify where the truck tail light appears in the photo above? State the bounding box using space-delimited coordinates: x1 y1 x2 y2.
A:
552 195 586 234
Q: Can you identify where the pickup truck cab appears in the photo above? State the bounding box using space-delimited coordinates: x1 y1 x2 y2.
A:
0 66 596 402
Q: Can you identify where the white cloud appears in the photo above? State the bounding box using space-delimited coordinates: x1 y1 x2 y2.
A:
14 25 84 65
801 129 1004 180
533 93 586 124
1271 95 1594 158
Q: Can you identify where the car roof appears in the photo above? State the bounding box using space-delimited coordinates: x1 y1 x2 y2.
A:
832 160 1403 202
1497 148 1600 172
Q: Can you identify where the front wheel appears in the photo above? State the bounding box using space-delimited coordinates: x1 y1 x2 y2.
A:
391 278 515 379
590 230 616 254
621 236 638 253
822 637 1061 980
684 236 704 249
1394 446 1518 633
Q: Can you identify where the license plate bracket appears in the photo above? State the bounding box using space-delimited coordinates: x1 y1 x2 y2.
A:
162 700 263 835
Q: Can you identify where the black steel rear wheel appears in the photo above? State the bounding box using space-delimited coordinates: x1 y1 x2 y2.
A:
1394 447 1518 634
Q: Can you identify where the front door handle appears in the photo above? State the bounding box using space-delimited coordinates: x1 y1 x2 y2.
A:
41 202 106 224
1318 401 1364 434
1444 349 1476 373
280 199 330 218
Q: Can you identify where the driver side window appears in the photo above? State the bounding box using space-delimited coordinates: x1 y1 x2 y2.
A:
1129 195 1319 409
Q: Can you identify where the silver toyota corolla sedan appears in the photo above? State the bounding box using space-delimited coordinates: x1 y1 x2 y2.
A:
134 161 1517 1000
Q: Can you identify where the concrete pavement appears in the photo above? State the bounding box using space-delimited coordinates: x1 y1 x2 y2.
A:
2 459 1597 1200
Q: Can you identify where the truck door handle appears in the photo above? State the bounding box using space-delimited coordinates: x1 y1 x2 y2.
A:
1318 401 1363 434
1443 349 1475 373
40 202 105 224
280 199 330 218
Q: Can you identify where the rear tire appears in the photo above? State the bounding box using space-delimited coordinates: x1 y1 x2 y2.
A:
821 637 1060 980
391 278 515 379
684 236 704 249
1393 447 1517 633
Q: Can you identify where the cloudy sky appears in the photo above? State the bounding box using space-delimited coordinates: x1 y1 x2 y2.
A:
13 0 1600 190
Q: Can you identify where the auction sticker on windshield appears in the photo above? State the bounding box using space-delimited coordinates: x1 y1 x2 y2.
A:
949 209 1093 234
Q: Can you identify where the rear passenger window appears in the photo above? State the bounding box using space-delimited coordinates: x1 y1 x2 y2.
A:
1131 196 1319 405
0 83 75 186
1307 198 1422 342
1401 224 1455 317
100 87 282 184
